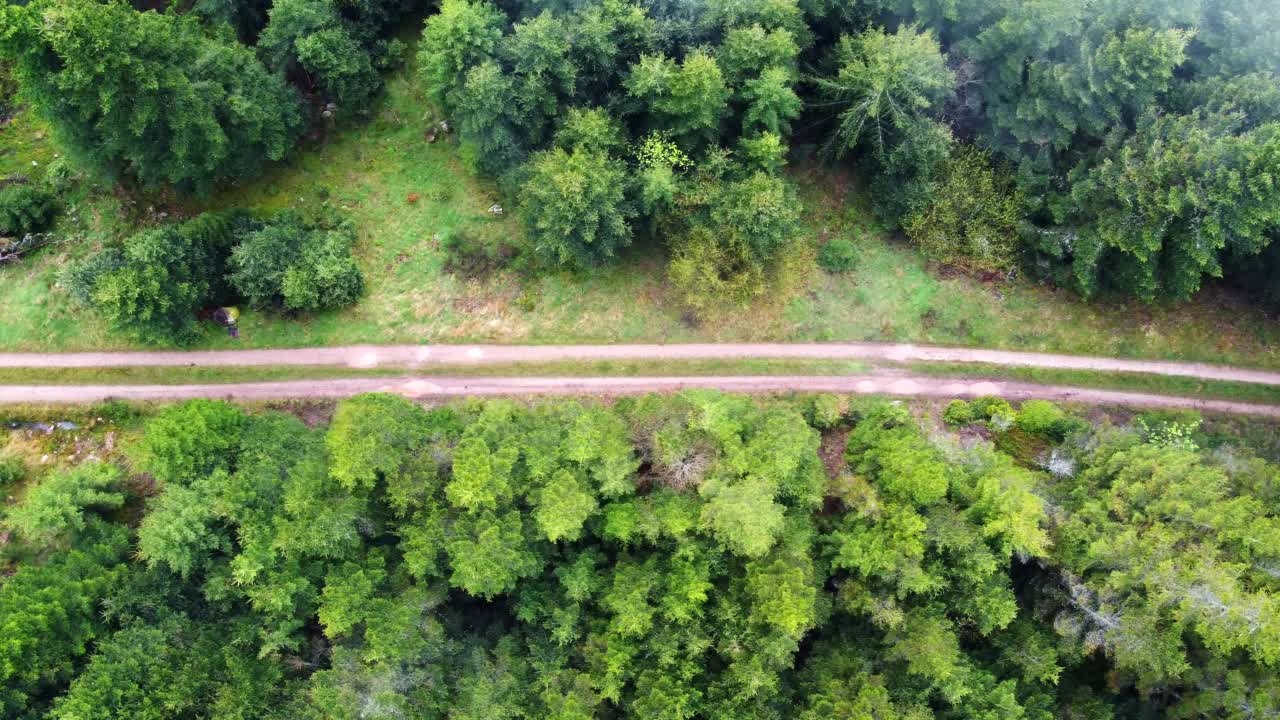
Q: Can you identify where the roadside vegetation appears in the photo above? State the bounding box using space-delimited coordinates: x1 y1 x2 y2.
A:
3 392 1279 718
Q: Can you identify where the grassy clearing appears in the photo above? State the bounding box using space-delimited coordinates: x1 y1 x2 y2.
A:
2 49 1278 370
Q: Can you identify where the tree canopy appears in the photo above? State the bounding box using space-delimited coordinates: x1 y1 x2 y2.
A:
4 392 1278 717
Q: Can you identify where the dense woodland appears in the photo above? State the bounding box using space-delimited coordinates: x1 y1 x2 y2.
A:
1 0 1279 341
1 393 1279 718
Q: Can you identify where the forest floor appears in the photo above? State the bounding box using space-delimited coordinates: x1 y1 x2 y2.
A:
1 49 1278 368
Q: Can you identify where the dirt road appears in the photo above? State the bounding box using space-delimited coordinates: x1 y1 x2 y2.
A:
1 342 1278 385
4 375 1278 417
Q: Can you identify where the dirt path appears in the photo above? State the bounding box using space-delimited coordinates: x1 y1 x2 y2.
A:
4 375 1278 417
1 342 1279 385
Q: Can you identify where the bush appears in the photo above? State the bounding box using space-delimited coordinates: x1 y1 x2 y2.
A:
0 183 58 236
941 399 975 426
227 211 364 313
970 396 1014 420
0 455 24 492
442 222 520 279
64 249 125 306
817 237 859 273
90 211 252 344
805 394 847 429
1014 400 1082 440
904 146 1023 274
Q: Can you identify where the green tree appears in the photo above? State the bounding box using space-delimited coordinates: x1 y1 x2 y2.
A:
1071 110 1280 300
628 50 731 150
258 0 381 111
816 25 954 221
0 524 129 719
5 463 124 545
0 0 302 192
520 146 633 268
418 0 506 112
48 617 289 720
228 211 364 313
87 211 253 344
741 66 802 136
134 399 246 486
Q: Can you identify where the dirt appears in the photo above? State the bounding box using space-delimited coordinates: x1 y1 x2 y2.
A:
819 428 851 479
2 375 1277 418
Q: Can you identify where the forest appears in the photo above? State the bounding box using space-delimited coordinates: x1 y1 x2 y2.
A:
0 0 1279 344
1 393 1278 718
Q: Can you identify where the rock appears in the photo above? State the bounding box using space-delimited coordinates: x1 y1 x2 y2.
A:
488 204 504 216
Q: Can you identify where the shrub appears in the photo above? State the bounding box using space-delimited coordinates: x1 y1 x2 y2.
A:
970 396 1014 420
0 183 58 236
1014 400 1082 440
904 146 1023 274
805 394 846 429
994 427 1048 464
0 455 24 492
941 399 975 426
817 237 859 273
64 249 125 306
442 222 519 279
90 211 252 344
227 211 364 313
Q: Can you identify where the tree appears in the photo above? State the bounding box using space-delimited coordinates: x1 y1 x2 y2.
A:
520 146 633 268
741 66 802 136
1070 110 1280 300
816 25 954 222
0 524 129 719
258 0 381 111
817 25 953 161
134 399 246 485
501 11 578 147
0 0 302 192
418 0 506 111
628 50 731 150
718 25 800 86
228 211 364 313
87 211 253 344
5 463 124 545
453 60 526 175
48 616 290 720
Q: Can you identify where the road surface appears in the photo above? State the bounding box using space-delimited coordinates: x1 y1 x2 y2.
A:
3 375 1278 417
1 342 1278 384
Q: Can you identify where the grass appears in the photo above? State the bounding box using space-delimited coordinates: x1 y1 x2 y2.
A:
2 47 1279 371
0 359 871 385
904 362 1280 406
